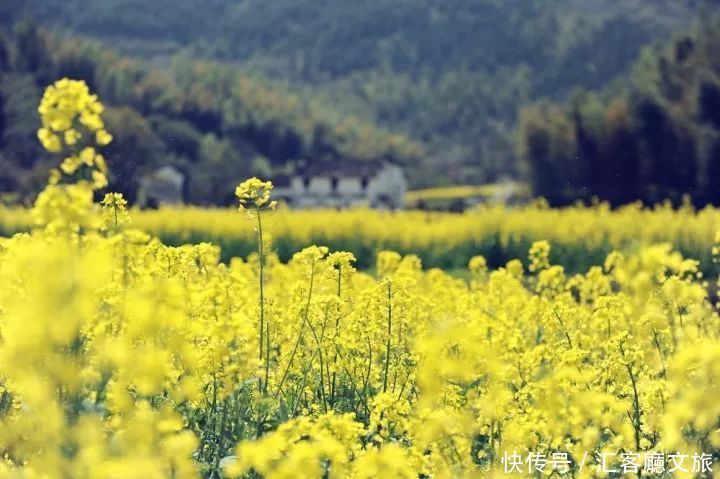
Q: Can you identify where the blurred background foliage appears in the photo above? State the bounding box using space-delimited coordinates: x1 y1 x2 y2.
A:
1 0 720 205
520 12 720 206
0 20 422 205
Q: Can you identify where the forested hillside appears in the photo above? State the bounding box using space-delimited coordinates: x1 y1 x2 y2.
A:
4 0 714 187
0 22 421 204
520 13 720 206
4 0 707 88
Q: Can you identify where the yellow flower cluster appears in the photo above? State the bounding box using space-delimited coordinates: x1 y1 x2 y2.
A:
235 178 277 213
38 78 112 151
0 82 719 478
38 78 112 191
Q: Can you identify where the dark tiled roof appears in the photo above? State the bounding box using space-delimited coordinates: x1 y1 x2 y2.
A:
300 159 386 178
272 174 291 187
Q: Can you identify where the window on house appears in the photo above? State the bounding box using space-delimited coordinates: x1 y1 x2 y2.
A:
331 177 339 192
361 176 369 191
303 177 311 189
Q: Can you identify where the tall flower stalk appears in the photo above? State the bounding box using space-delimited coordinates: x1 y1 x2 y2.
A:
236 178 276 394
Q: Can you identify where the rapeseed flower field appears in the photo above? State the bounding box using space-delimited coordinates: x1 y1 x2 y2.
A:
0 80 719 478
3 196 720 274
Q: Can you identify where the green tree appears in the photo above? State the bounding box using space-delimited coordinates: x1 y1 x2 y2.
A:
187 134 250 205
103 106 165 202
519 103 579 203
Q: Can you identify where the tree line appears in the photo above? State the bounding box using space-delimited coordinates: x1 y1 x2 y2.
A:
5 0 710 188
520 14 720 206
0 21 421 205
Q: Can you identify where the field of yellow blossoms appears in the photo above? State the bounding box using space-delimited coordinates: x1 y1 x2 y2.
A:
4 196 720 275
0 79 719 478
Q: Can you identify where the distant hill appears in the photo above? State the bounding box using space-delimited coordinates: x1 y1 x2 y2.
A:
5 1 708 84
0 23 422 205
4 0 716 185
519 13 720 206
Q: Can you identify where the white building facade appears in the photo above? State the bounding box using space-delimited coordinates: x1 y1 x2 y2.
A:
273 161 406 209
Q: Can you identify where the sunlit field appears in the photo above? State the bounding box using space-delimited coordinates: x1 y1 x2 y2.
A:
3 199 720 274
2 80 720 478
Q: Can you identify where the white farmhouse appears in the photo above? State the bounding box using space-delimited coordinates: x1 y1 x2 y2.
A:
137 166 185 208
273 160 406 209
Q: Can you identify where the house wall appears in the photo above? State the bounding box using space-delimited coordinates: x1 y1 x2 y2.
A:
279 162 407 209
309 177 332 195
137 167 185 207
367 164 406 209
337 177 363 196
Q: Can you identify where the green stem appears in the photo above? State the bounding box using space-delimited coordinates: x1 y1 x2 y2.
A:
554 307 574 349
382 281 393 393
651 328 667 380
256 206 268 394
620 343 643 479
274 260 316 399
330 265 342 406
